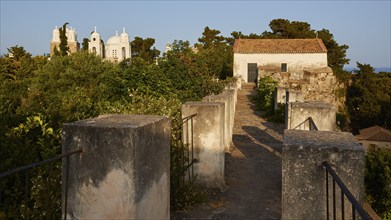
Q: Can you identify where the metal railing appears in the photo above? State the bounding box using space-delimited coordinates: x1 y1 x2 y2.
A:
181 113 198 183
323 161 372 220
293 117 318 131
0 149 82 219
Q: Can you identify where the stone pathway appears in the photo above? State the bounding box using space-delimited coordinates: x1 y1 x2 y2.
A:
172 84 284 219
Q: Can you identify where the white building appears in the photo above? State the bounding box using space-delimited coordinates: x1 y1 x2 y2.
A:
233 39 328 83
50 26 80 55
88 26 104 58
104 28 131 62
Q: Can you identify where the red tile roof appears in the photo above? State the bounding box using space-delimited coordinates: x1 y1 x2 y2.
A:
233 38 327 54
355 125 391 142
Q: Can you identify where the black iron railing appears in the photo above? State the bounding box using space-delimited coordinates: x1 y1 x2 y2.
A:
181 114 198 183
293 117 318 131
0 149 82 219
323 161 372 220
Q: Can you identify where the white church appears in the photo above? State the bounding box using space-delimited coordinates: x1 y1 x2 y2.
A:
50 26 131 62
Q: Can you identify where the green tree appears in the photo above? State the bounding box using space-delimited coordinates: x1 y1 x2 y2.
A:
196 26 233 79
355 62 375 75
6 45 32 60
59 22 69 56
131 37 160 63
226 31 262 46
347 62 391 132
82 38 89 51
0 45 36 80
196 26 226 49
365 146 391 218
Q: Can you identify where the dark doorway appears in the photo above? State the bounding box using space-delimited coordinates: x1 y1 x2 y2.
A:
248 63 258 83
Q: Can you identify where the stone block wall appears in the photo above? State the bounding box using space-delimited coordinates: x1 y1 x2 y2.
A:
286 101 336 131
62 114 170 219
302 68 337 105
260 67 339 108
282 130 365 220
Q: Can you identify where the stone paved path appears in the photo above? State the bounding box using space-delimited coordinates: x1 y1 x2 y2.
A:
172 84 284 219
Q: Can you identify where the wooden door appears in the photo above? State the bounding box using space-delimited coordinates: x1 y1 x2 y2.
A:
247 63 258 82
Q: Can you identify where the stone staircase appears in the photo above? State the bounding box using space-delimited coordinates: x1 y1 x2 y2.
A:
241 82 256 90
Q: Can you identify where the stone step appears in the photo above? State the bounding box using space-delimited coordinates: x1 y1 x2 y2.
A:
242 83 256 90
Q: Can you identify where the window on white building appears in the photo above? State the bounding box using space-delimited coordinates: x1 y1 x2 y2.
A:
281 63 288 72
122 47 126 59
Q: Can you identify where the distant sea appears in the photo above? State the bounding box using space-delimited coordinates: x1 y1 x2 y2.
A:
344 67 391 73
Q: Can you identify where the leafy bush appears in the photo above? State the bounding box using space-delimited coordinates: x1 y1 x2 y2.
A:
254 76 277 115
1 46 233 216
365 146 391 218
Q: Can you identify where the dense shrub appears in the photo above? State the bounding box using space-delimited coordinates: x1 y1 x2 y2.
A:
254 76 277 115
365 146 391 219
253 76 285 123
0 48 233 217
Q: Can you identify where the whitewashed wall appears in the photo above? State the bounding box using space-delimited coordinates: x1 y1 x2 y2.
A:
233 53 328 83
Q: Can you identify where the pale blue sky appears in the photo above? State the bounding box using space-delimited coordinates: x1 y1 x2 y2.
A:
1 0 390 68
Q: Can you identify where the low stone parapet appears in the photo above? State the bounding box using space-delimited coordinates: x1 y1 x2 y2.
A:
286 101 335 131
62 114 170 219
282 130 365 220
182 102 225 188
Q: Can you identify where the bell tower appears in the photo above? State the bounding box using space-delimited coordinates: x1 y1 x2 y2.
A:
88 26 104 58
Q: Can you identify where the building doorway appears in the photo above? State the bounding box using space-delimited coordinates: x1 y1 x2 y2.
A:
247 63 258 83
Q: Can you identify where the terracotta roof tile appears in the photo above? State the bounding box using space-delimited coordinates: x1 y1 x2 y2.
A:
355 125 391 142
233 38 327 54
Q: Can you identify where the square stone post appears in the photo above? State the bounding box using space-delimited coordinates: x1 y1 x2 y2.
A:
287 101 336 131
282 130 365 220
223 89 237 139
182 102 225 188
203 93 233 151
62 114 170 219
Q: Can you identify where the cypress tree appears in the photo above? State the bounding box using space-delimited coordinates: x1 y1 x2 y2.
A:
59 22 69 56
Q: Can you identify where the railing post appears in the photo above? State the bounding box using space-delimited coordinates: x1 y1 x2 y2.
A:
282 130 365 220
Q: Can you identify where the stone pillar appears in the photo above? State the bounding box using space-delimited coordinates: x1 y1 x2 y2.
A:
274 87 287 111
287 101 336 131
223 89 236 148
286 90 304 103
62 114 170 219
182 102 225 188
202 95 230 152
282 130 365 220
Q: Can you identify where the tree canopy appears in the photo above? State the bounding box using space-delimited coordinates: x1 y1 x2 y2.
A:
59 22 69 56
347 62 391 132
131 37 160 64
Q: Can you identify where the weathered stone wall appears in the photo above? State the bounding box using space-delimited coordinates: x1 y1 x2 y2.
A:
262 67 339 108
275 88 304 110
62 114 170 219
203 93 234 151
302 68 337 105
182 102 225 188
282 130 365 220
286 101 336 131
181 83 239 188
